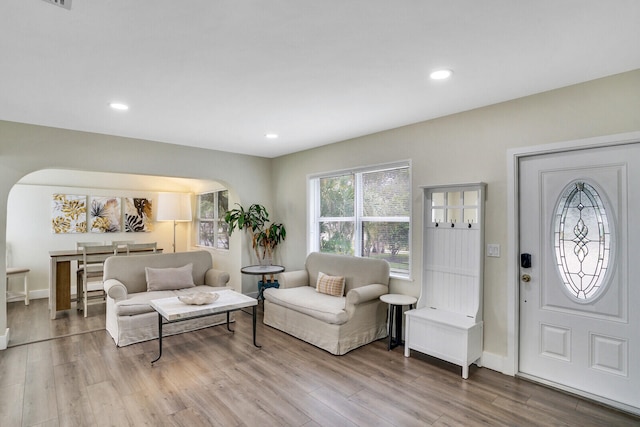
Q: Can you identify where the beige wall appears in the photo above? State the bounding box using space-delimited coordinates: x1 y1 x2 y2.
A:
271 69 640 360
1 70 639 357
0 123 273 337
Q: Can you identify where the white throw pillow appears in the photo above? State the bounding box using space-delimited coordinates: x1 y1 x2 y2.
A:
145 263 196 291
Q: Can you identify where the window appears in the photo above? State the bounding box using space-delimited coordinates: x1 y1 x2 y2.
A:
309 162 411 277
197 190 229 249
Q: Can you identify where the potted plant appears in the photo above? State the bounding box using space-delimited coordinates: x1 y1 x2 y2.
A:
224 203 286 266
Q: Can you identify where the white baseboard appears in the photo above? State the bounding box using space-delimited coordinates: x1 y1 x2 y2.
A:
481 351 510 375
0 328 9 350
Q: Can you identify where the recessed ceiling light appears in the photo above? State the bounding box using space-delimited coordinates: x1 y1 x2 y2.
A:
430 69 453 80
265 133 279 139
109 102 129 111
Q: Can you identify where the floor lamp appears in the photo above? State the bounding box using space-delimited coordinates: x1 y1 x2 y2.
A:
157 193 192 253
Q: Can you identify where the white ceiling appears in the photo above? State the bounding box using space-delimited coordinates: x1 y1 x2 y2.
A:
1 1 639 158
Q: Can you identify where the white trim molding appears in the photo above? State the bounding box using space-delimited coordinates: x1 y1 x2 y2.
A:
0 328 9 350
506 131 640 377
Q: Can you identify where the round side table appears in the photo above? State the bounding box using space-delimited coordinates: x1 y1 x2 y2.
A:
241 265 285 300
380 294 417 350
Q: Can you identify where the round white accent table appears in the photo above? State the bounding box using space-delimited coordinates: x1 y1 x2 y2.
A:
380 294 417 350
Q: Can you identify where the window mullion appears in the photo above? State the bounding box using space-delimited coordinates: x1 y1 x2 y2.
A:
355 172 363 257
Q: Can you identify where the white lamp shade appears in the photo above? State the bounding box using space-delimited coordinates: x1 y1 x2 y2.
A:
157 193 192 222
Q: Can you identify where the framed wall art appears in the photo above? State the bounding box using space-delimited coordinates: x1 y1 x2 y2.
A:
125 197 153 232
89 196 122 233
52 194 87 233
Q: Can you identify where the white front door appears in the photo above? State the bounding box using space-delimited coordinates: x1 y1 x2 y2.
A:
519 142 640 412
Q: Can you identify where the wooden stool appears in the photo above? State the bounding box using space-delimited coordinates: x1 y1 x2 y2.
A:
6 267 30 305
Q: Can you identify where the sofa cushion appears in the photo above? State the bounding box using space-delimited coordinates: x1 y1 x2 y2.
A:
145 263 195 291
316 271 345 296
115 285 219 316
263 286 349 324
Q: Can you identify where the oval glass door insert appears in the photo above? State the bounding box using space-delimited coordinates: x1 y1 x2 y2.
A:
553 181 614 302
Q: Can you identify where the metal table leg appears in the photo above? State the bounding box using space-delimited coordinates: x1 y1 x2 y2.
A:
151 313 163 364
253 305 261 348
226 311 234 332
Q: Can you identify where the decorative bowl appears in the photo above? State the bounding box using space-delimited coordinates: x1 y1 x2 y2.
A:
178 292 219 305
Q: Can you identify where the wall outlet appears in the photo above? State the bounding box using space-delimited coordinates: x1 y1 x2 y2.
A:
487 244 500 257
42 0 72 10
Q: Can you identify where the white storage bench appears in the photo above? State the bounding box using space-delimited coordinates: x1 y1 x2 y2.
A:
405 308 482 379
405 183 485 379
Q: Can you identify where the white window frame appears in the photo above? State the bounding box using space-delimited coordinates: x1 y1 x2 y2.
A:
308 161 411 279
196 189 229 250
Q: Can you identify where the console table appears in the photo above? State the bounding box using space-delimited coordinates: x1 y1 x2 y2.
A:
48 247 161 319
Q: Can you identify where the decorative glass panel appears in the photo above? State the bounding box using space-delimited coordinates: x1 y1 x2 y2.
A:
432 208 445 223
553 182 613 302
448 191 462 206
447 208 462 223
464 190 478 206
463 208 477 224
432 192 445 206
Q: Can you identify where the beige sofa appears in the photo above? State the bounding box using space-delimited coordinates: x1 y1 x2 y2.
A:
103 250 230 347
263 252 390 355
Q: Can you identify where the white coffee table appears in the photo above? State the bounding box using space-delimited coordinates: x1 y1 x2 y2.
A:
149 289 259 363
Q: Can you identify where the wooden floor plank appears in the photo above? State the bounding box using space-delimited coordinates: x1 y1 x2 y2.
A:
53 361 96 426
310 385 396 427
0 383 24 427
86 380 134 427
3 299 639 426
23 353 59 426
0 343 27 389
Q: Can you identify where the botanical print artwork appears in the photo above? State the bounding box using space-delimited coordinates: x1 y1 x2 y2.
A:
52 194 87 233
90 196 122 233
125 197 153 232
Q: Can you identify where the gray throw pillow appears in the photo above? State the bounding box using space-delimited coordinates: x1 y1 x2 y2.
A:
145 263 196 291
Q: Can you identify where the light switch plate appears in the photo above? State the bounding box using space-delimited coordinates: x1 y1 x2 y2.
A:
487 243 500 257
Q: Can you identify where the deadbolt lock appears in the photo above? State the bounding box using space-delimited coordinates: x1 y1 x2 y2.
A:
521 274 531 283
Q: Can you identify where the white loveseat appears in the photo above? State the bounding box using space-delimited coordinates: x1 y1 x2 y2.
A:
263 252 390 355
103 250 230 346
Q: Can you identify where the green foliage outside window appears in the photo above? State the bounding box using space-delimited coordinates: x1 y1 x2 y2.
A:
197 190 229 249
317 166 410 275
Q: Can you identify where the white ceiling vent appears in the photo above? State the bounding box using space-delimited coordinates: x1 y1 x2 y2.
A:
42 0 72 10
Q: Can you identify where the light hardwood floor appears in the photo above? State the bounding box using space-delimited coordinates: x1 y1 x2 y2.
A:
7 299 106 347
2 300 639 426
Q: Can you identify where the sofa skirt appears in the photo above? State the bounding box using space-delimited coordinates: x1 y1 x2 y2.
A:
106 298 234 347
263 298 387 355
